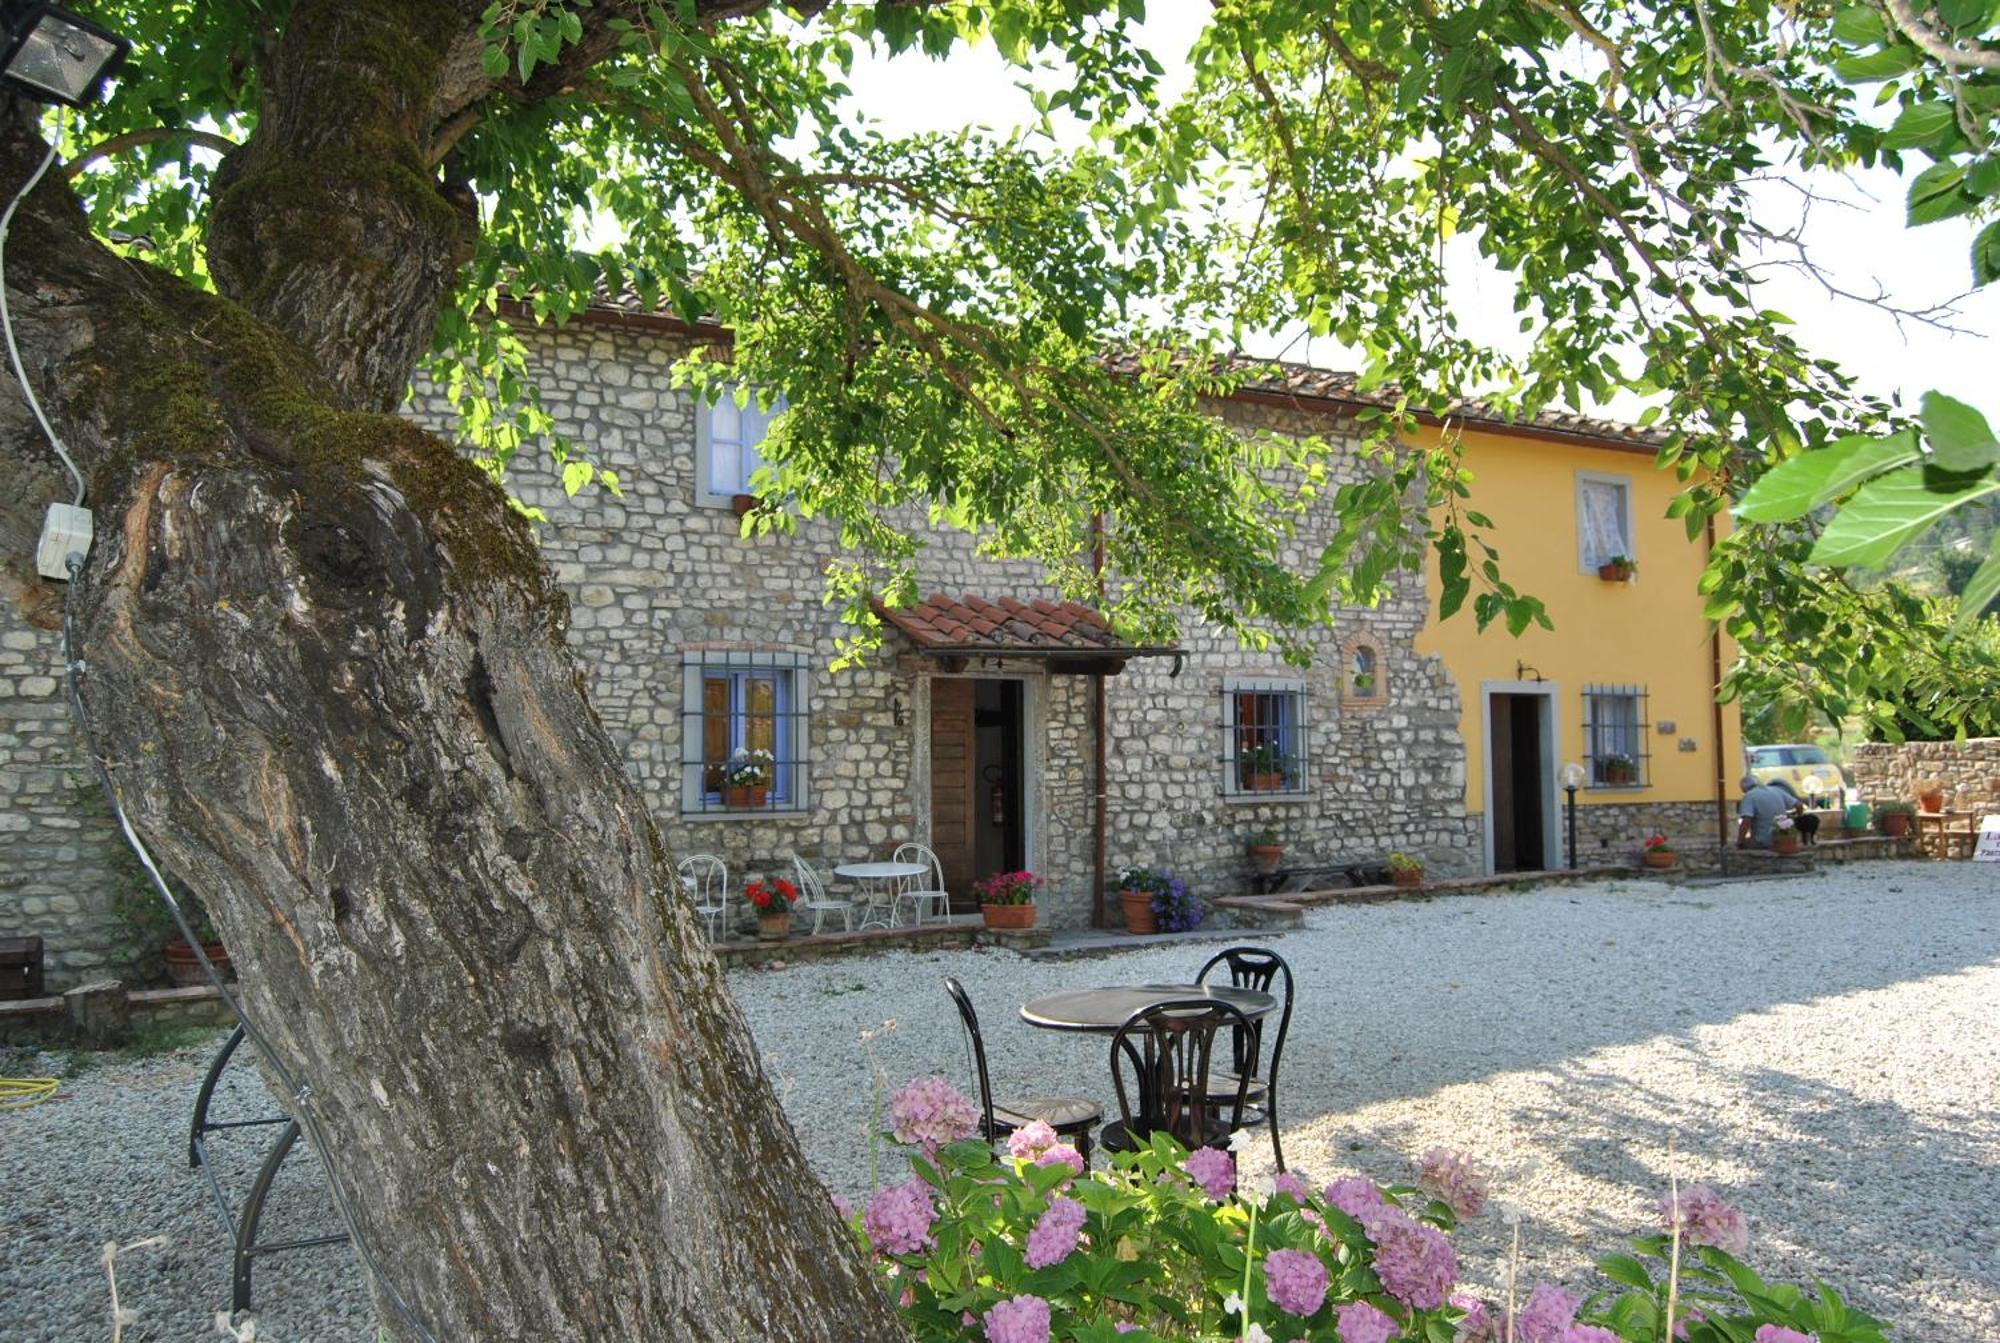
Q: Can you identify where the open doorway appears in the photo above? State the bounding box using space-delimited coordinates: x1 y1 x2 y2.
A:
929 678 1026 909
1486 688 1556 873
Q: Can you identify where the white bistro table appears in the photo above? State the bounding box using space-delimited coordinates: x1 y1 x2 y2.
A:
832 861 929 930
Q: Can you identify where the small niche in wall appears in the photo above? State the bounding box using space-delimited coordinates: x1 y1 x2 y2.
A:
1343 633 1387 709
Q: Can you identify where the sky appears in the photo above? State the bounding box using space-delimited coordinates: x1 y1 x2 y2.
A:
834 12 2000 425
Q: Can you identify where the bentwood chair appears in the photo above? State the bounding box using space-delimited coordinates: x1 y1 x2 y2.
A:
789 854 853 935
892 842 950 926
944 977 1100 1166
1101 999 1255 1161
1195 946 1295 1170
677 853 729 942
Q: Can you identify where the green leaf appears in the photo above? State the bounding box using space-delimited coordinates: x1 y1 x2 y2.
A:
1921 391 1998 471
1597 1252 1654 1290
1973 220 2000 288
1808 466 2000 567
1734 431 1921 522
1949 536 2000 640
1908 162 1975 226
1882 102 1956 149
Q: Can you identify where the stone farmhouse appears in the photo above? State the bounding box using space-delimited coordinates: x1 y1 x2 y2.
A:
0 294 1742 984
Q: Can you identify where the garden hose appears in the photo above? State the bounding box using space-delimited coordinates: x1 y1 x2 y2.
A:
0 1075 60 1110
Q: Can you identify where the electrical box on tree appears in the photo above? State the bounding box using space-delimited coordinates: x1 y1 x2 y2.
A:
35 502 91 579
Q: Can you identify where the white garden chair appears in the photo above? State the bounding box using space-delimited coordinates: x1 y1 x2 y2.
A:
789 854 853 936
678 853 729 942
892 841 950 926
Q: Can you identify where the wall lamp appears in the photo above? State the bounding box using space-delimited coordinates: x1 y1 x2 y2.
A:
1 3 129 108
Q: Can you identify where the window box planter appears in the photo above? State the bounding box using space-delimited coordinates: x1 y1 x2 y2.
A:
1244 772 1286 792
730 493 758 517
723 785 769 809
980 903 1036 930
1597 560 1635 583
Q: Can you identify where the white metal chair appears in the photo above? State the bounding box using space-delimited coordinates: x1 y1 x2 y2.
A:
892 841 950 926
678 853 729 942
789 854 853 935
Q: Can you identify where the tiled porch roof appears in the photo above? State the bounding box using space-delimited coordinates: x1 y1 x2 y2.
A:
872 594 1179 666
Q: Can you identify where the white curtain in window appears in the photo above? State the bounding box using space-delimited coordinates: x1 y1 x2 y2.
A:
1578 480 1629 569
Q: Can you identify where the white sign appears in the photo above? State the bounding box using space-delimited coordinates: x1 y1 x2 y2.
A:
1977 816 2000 863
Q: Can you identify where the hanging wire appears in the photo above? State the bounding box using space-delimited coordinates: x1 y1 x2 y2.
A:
0 106 85 506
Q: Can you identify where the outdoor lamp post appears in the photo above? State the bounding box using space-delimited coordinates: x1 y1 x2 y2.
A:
0 3 129 107
1561 762 1586 870
1800 773 1825 810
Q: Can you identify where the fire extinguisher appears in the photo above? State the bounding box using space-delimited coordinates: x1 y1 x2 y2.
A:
985 767 1006 827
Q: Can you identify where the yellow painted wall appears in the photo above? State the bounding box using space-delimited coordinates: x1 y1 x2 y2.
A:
1412 425 1743 816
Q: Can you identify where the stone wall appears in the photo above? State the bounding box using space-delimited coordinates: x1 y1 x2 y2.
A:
1850 739 2000 816
1565 798 1727 869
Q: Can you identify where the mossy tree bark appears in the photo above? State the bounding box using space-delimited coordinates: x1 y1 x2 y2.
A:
0 2 905 1336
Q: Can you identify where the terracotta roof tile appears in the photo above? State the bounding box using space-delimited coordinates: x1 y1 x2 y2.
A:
871 593 1139 656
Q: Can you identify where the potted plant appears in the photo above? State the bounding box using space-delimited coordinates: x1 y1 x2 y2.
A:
1597 554 1636 582
745 877 798 940
1114 866 1166 934
1240 744 1287 792
730 492 758 518
723 747 775 808
1873 799 1915 838
1640 834 1677 869
1917 779 1947 813
1600 753 1638 787
1386 852 1425 888
1148 871 1202 933
1772 814 1803 855
1246 827 1283 876
118 881 232 987
973 870 1041 930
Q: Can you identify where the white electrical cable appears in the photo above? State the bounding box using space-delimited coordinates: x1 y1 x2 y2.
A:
0 107 85 506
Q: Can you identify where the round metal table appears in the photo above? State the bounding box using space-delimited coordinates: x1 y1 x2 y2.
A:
833 861 929 930
1019 982 1275 1033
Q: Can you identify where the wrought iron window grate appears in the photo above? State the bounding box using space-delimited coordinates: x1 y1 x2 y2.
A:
679 651 810 813
1582 684 1649 788
1220 679 1309 795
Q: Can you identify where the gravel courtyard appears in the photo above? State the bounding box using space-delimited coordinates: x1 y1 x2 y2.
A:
4 860 1996 1341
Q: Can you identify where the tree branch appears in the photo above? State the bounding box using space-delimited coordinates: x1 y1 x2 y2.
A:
62 127 239 180
1879 0 2000 72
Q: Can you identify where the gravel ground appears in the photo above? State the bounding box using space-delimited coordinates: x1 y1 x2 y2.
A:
3 860 1995 1341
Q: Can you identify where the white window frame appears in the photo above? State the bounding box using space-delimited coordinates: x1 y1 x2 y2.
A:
679 651 811 817
1221 676 1311 800
693 384 784 508
1575 470 1636 574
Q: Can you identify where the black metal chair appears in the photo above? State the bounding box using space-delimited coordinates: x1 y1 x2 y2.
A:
1101 999 1255 1158
944 977 1101 1165
1195 946 1295 1170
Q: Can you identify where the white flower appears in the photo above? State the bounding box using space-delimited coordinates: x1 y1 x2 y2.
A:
1244 1325 1273 1343
1223 1291 1246 1316
1228 1128 1258 1152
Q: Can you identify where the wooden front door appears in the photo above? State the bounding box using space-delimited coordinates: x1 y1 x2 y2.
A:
929 678 977 903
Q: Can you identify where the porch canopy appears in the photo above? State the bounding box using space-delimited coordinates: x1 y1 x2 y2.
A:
873 594 1181 676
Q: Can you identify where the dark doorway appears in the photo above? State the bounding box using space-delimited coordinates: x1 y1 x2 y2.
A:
929 678 1025 909
1489 692 1549 872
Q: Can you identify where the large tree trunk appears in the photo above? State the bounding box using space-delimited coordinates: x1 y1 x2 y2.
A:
0 5 907 1335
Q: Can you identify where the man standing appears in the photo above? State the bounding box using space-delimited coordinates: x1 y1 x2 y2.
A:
1736 773 1794 848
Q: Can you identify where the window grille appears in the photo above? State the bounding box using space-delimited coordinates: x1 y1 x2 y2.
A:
1221 679 1308 796
1582 684 1649 788
679 651 810 813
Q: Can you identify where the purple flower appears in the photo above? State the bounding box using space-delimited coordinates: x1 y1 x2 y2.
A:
890 1075 979 1151
1115 1326 1138 1335
1324 1175 1387 1219
1362 1205 1458 1309
1185 1146 1236 1200
1752 1330 1816 1343
1336 1300 1400 1343
983 1294 1052 1343
1673 1307 1708 1339
831 1191 855 1222
1025 1196 1087 1269
1270 1171 1314 1203
1659 1184 1750 1255
1036 1144 1086 1180
1416 1147 1490 1218
1515 1285 1581 1343
862 1178 936 1256
1264 1247 1330 1316
1006 1119 1059 1159
1562 1328 1621 1343
1451 1293 1496 1343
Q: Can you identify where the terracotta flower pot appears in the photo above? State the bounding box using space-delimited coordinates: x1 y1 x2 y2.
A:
1774 833 1802 855
1597 562 1633 583
981 903 1036 930
730 493 758 517
1642 850 1676 869
724 785 768 808
1118 890 1157 935
1919 790 1945 813
1390 869 1423 888
1247 844 1283 875
1246 772 1284 792
1880 812 1912 838
164 936 232 987
756 911 791 941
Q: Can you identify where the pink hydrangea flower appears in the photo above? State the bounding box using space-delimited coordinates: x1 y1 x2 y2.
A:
1752 1329 1815 1343
1025 1196 1087 1269
1324 1175 1387 1220
1036 1144 1085 1179
831 1191 855 1222
1361 1204 1458 1309
1336 1300 1400 1343
1416 1148 1490 1218
1659 1184 1750 1255
890 1075 980 1151
1264 1247 1330 1316
983 1294 1052 1343
1673 1307 1708 1339
1006 1119 1059 1159
1451 1292 1496 1343
862 1178 937 1255
1271 1171 1314 1203
1515 1285 1581 1343
1185 1145 1236 1200
1563 1327 1620 1343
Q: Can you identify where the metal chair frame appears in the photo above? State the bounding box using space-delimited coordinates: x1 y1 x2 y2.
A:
944 976 1098 1166
892 841 950 926
678 852 729 942
789 854 854 935
1103 999 1254 1160
1195 945 1295 1170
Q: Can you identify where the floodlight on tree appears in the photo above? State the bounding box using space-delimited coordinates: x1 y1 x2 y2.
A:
0 2 128 108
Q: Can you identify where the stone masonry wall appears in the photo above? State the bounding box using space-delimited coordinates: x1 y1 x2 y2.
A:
1850 738 2000 817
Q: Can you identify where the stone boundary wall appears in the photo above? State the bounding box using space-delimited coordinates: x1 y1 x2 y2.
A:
1569 798 1727 868
1850 739 2000 816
